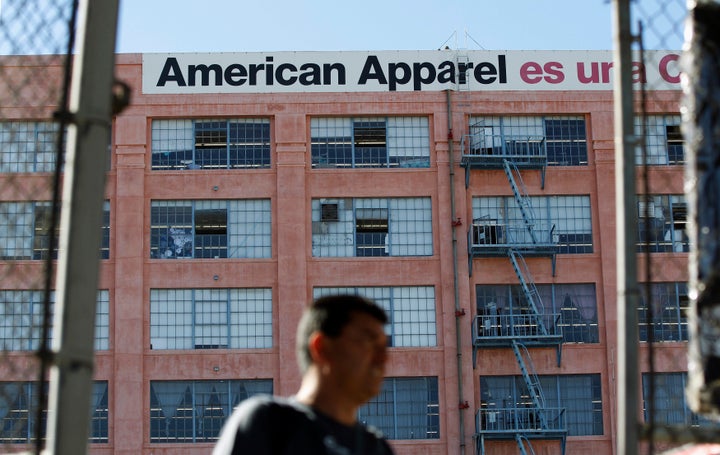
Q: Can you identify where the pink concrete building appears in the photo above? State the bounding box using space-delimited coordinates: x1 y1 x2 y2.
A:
0 50 690 454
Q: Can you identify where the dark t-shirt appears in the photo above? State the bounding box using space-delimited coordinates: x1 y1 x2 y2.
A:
213 395 395 455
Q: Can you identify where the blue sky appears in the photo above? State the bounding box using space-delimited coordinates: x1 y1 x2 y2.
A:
117 0 631 53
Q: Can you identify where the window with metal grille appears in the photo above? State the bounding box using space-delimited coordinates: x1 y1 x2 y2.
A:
544 118 587 165
311 197 432 257
150 288 272 350
638 282 688 342
0 121 61 173
356 209 389 257
311 117 430 168
149 379 272 443
313 286 437 347
636 194 688 253
0 290 109 351
642 373 714 427
480 374 602 436
151 119 270 170
358 377 439 440
150 199 271 259
0 381 108 444
476 283 598 344
472 195 592 254
468 115 587 165
0 201 110 260
634 114 684 165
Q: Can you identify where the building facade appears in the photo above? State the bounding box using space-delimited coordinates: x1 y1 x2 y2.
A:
0 50 691 454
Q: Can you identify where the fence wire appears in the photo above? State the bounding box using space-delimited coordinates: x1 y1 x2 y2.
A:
0 0 76 453
626 0 720 454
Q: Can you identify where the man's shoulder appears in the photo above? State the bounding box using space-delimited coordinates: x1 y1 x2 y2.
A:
214 395 318 454
234 395 309 423
360 425 395 455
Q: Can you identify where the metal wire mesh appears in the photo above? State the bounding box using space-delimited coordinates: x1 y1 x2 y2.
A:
0 0 75 452
623 0 711 453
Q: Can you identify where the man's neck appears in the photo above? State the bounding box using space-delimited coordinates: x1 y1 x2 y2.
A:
295 373 358 426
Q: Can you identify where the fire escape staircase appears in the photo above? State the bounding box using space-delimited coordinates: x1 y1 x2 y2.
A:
473 340 567 455
465 131 565 455
515 435 537 455
472 249 563 368
467 159 556 276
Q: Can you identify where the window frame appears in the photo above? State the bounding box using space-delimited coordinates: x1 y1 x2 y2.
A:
642 372 712 427
150 288 273 350
0 121 61 173
480 374 603 436
636 194 689 253
311 116 430 169
149 379 273 443
151 118 271 170
472 195 592 254
0 201 109 261
0 381 109 444
475 283 599 344
313 286 437 348
358 376 440 440
312 197 433 258
150 199 271 260
468 115 588 166
634 114 684 166
638 282 688 342
0 289 110 352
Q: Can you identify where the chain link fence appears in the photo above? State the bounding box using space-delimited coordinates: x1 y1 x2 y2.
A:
625 0 720 453
0 0 76 452
0 0 709 454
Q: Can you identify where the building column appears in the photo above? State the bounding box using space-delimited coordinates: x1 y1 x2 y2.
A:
112 115 147 454
273 113 309 395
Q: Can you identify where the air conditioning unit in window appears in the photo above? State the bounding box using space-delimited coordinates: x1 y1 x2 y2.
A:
321 203 339 222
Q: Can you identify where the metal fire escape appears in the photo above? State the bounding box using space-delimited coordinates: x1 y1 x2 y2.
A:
461 125 567 455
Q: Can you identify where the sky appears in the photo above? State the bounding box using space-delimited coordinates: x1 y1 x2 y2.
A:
116 0 629 54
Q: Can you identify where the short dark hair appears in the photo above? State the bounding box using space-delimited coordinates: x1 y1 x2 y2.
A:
296 294 388 373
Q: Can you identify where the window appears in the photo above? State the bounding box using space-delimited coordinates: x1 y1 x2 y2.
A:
552 284 599 343
311 117 430 168
638 282 688 342
150 288 272 350
314 286 437 347
150 199 271 259
637 195 688 253
468 116 587 165
472 195 592 254
150 379 272 443
0 381 108 443
0 290 109 352
0 201 110 260
642 373 712 426
544 118 587 165
480 374 603 436
358 377 439 440
355 209 388 257
635 114 684 165
151 119 270 170
476 283 598 344
312 198 432 257
0 121 59 173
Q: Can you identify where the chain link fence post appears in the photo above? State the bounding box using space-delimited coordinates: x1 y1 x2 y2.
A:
0 1 121 453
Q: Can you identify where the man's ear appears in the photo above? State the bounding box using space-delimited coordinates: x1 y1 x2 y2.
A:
308 331 328 364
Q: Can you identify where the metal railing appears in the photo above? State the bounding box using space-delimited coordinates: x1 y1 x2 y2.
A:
475 407 567 434
472 314 562 343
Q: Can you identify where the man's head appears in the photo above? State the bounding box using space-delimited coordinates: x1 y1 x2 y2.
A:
296 294 388 374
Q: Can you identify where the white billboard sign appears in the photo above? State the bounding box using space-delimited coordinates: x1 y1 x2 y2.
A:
142 50 682 94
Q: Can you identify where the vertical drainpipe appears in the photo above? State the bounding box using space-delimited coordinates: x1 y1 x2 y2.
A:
446 89 466 455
